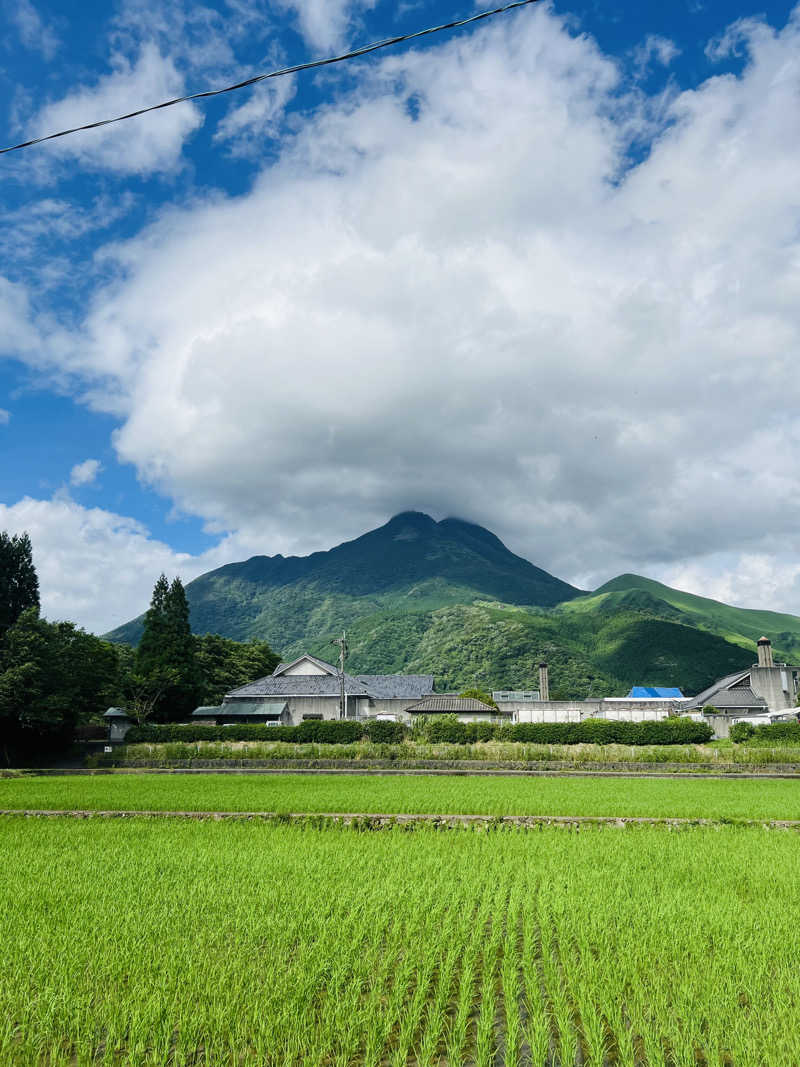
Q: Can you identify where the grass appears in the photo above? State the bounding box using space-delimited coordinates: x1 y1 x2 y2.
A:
5 771 800 819
2 818 800 1064
105 737 800 765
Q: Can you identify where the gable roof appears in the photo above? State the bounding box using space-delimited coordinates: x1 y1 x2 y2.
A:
273 654 338 677
698 688 766 710
689 670 751 709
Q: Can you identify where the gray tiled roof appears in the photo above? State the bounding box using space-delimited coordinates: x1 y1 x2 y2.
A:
689 670 750 708
698 688 766 710
226 672 372 699
405 695 504 714
356 674 434 699
195 701 288 718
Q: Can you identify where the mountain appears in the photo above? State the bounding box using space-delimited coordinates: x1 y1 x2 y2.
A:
107 513 796 698
108 511 582 647
562 574 800 659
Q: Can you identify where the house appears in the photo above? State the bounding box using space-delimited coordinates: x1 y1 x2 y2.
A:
192 702 291 726
195 654 435 726
404 695 509 723
688 637 800 738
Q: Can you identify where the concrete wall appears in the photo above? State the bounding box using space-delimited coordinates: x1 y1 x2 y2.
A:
750 666 799 713
512 699 699 725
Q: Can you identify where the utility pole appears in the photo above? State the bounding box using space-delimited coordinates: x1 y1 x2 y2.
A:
334 631 349 720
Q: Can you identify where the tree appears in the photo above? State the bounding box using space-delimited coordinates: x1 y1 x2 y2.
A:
195 634 280 705
0 531 39 641
0 609 123 764
135 575 200 721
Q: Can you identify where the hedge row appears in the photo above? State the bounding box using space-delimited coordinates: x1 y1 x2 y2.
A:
125 716 712 746
730 721 800 744
125 720 408 744
423 718 713 746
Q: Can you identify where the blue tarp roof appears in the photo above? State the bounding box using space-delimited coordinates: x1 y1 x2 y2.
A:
627 686 685 699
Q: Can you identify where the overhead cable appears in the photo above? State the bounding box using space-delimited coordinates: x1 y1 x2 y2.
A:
0 0 541 156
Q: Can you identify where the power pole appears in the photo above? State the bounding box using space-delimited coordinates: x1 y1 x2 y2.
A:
334 631 349 719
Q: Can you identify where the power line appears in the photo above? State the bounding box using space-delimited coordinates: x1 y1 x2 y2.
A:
1 0 541 157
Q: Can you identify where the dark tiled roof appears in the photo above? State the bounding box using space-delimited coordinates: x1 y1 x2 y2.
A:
196 701 288 718
226 673 371 698
698 688 766 710
356 674 434 699
689 671 750 708
405 695 499 714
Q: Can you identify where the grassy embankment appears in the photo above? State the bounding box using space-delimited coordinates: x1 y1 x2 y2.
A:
102 738 800 767
5 772 800 820
2 818 799 1065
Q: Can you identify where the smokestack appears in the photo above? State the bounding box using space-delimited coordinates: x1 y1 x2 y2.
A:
757 637 774 668
539 662 550 702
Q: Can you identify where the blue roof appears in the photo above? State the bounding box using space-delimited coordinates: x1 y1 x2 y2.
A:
627 686 685 699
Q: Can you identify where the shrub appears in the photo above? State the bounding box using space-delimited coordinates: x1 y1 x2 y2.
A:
733 721 800 745
125 719 410 745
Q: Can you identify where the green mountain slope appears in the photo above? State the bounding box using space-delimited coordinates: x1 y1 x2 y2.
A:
105 512 784 698
564 574 800 660
107 512 583 647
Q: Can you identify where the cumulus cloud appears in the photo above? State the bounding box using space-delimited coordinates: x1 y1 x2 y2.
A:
0 497 259 633
7 0 60 59
275 0 377 51
28 43 203 175
7 4 800 616
69 459 103 487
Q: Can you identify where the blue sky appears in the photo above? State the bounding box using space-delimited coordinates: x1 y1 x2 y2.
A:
1 0 800 631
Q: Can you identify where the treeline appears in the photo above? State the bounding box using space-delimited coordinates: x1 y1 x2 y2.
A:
126 715 712 746
0 532 278 763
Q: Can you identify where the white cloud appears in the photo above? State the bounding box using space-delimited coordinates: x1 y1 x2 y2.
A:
275 0 377 52
214 75 296 153
69 459 103 487
8 0 60 59
0 497 261 633
632 34 681 76
29 43 203 175
8 4 800 618
0 409 9 425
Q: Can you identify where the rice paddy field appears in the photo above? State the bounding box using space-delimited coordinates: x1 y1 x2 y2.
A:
4 771 800 820
2 816 800 1066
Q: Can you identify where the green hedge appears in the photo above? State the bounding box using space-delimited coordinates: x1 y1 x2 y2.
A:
125 716 711 747
418 717 712 745
125 720 409 744
730 721 800 744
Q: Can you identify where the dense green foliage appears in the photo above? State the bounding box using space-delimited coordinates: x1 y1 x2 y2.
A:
9 771 800 819
194 634 279 704
133 575 200 721
730 720 800 744
126 719 407 744
0 608 123 763
0 530 39 641
3 819 800 1064
105 514 766 699
123 715 710 745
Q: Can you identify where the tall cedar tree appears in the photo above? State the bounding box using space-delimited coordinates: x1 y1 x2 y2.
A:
0 531 40 641
135 575 200 721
